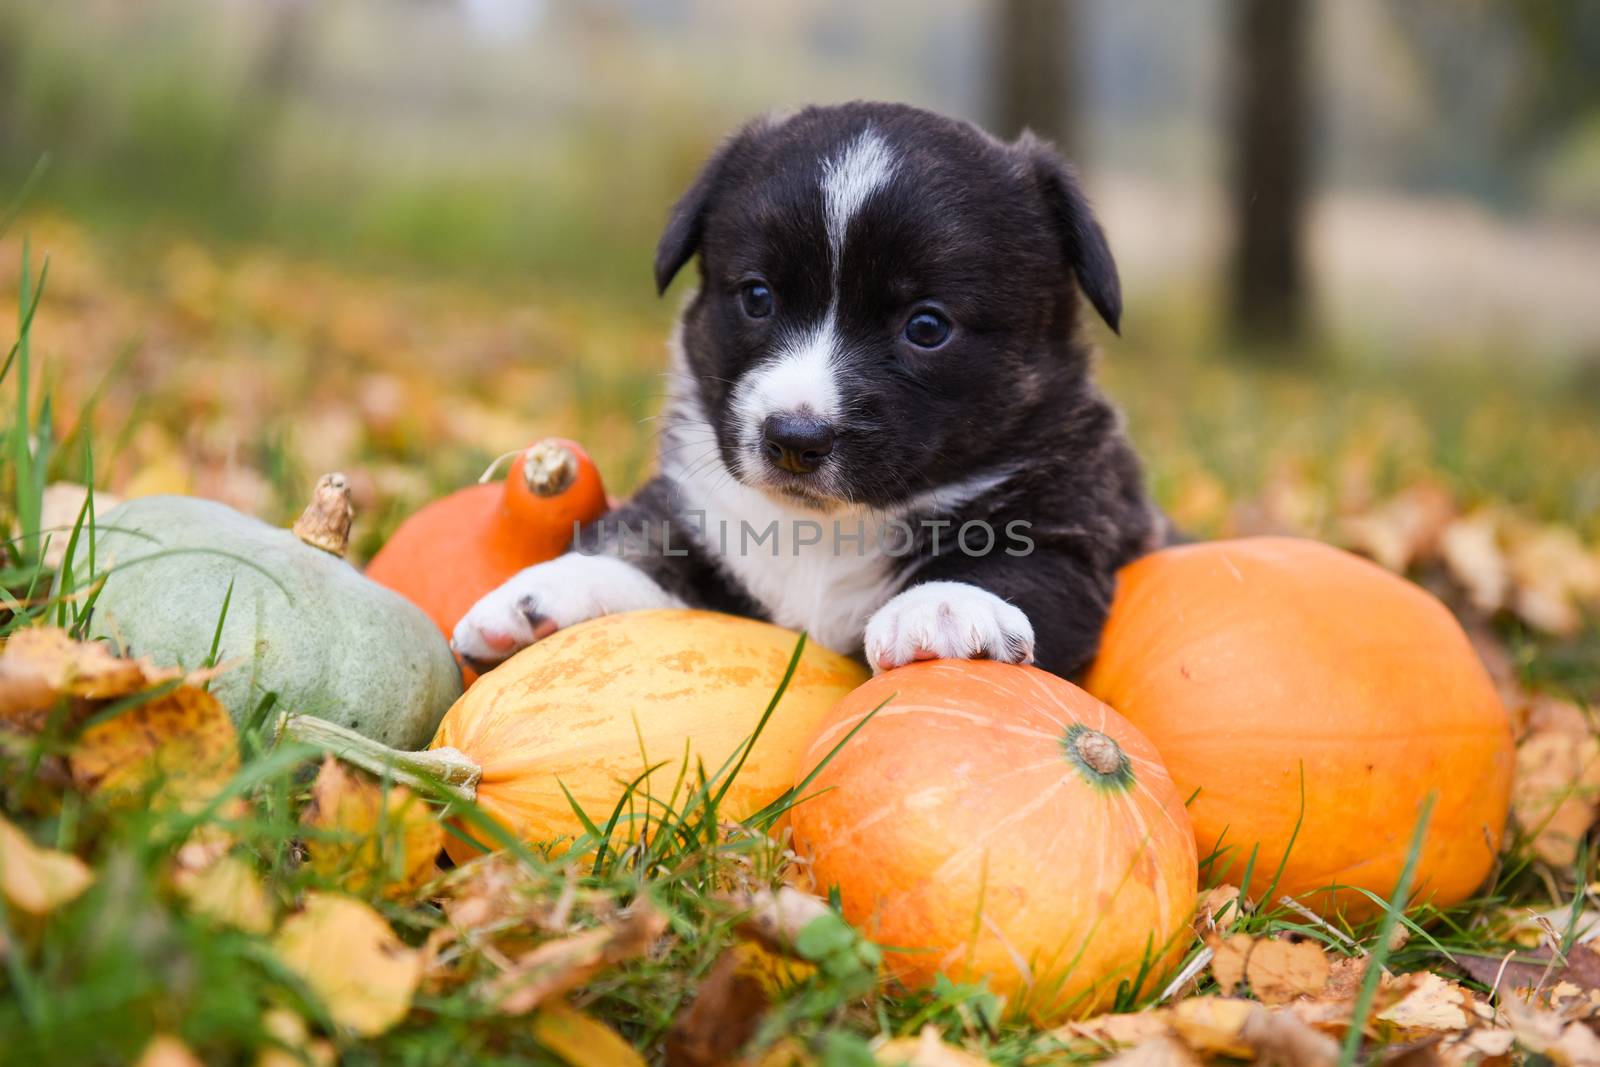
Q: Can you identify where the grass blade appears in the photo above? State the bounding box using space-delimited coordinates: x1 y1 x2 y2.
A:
1338 793 1436 1067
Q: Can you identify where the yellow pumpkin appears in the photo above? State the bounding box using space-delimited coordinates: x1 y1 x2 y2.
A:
430 610 867 862
281 610 867 863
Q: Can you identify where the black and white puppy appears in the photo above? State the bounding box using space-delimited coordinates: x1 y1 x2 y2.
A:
453 102 1158 677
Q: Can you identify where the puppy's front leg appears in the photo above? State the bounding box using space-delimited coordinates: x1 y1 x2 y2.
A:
451 482 695 668
865 552 1116 676
451 553 685 669
863 581 1036 673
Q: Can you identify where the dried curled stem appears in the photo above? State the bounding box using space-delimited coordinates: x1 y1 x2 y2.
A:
292 472 354 557
523 440 578 497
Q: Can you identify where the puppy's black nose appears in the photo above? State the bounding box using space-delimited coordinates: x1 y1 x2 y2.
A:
762 413 836 475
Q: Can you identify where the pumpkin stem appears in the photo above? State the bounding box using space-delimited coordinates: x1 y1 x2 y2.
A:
523 439 578 497
1063 724 1135 790
292 473 354 557
275 711 481 802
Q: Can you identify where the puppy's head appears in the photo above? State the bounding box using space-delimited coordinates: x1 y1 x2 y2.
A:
656 102 1120 511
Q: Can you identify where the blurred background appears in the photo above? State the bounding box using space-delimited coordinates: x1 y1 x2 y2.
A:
1 0 1598 682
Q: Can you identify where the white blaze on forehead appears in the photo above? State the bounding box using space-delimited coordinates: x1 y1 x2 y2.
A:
821 130 898 279
731 128 898 467
734 320 841 425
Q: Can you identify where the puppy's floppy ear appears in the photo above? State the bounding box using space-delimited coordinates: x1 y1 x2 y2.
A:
1016 132 1122 334
654 118 771 295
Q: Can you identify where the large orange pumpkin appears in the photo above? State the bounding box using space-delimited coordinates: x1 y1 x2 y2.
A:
1083 536 1514 920
365 439 607 649
789 661 1198 1023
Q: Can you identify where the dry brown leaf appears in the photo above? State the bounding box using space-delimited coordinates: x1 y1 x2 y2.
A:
1505 524 1600 637
533 1000 649 1067
70 684 239 811
1207 932 1253 996
1437 1028 1517 1065
0 812 93 915
302 757 444 899
273 892 422 1036
1323 956 1370 1001
174 853 273 934
493 902 667 1015
1247 937 1333 1004
33 483 123 570
666 946 772 1067
666 940 817 1067
875 1025 993 1067
1056 1009 1174 1050
0 627 180 725
1511 729 1600 867
1340 483 1455 573
733 886 834 953
1170 997 1257 1059
439 851 562 934
1195 885 1244 931
134 1034 205 1067
1503 999 1600 1066
1441 513 1511 616
1239 1006 1342 1067
1171 997 1339 1066
1377 972 1480 1037
256 1009 336 1067
1099 1035 1204 1067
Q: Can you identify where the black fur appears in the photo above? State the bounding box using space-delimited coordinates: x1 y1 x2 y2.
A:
603 102 1156 677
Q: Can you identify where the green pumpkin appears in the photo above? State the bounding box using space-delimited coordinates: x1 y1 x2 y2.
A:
64 476 462 749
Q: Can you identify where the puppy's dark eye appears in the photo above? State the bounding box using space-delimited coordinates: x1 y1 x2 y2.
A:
739 281 774 319
904 309 952 349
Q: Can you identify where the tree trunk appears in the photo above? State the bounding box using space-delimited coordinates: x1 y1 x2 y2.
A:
989 0 1077 155
1229 0 1311 346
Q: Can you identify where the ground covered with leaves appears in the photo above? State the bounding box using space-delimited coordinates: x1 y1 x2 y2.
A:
4 218 1600 1066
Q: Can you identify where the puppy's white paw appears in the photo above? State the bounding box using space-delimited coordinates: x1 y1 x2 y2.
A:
451 553 683 668
864 581 1035 673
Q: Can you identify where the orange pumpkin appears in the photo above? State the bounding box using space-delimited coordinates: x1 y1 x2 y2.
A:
366 438 606 659
789 661 1198 1023
1083 536 1514 919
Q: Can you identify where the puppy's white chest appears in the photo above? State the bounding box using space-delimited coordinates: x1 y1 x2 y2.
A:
673 473 901 655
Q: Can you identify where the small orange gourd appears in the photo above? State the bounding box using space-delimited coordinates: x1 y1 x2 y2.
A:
789 661 1198 1023
366 438 607 648
1083 537 1515 919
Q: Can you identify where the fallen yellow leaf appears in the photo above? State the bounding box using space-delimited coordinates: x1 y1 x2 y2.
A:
256 1008 336 1067
533 1000 648 1067
876 1025 993 1067
302 757 444 899
1099 1035 1204 1067
274 892 422 1037
175 853 273 935
134 1034 204 1067
0 812 93 916
69 684 239 811
0 627 179 726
